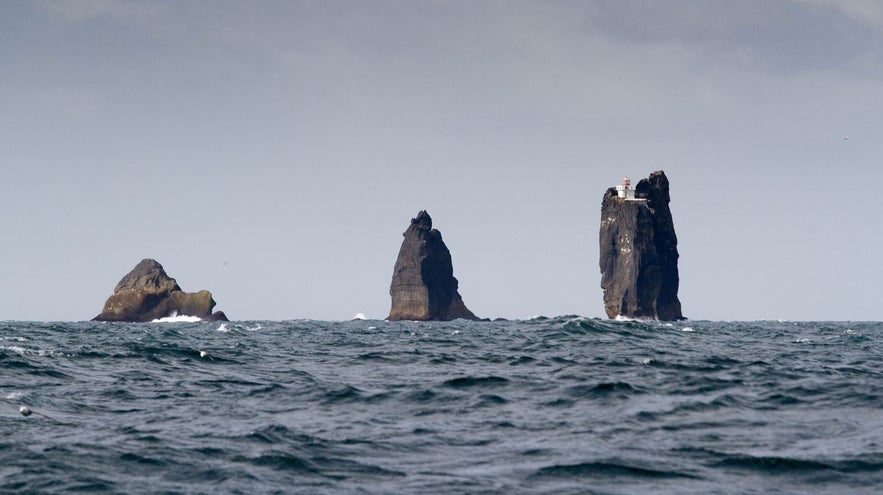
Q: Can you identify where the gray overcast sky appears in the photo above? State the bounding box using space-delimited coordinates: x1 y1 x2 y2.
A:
2 0 882 321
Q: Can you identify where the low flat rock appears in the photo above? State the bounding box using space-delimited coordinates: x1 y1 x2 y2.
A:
93 258 229 322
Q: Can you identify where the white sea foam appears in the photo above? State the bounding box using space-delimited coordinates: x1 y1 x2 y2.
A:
5 392 23 400
353 313 367 320
367 326 377 330
681 327 695 332
614 315 642 322
1 345 69 358
1 345 27 355
217 323 230 332
246 324 262 331
152 313 201 323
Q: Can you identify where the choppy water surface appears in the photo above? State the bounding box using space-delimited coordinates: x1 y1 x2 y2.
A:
1 318 882 494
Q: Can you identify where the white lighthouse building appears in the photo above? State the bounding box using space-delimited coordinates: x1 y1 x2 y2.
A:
615 176 636 200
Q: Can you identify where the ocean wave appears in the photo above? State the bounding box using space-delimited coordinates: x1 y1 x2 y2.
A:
0 345 27 355
474 393 508 407
321 385 365 404
565 381 642 399
443 376 510 388
531 460 697 479
237 452 320 474
712 454 835 472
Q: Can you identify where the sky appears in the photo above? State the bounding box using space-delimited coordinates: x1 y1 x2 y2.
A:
2 0 882 321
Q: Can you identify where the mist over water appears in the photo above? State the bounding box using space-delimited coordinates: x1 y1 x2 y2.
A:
2 318 882 494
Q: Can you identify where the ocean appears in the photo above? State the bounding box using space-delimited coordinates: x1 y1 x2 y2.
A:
1 318 881 494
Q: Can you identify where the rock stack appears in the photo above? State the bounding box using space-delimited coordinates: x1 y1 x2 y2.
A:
387 211 479 321
93 258 228 322
599 171 684 320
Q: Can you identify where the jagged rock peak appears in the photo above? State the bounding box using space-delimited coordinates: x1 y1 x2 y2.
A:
113 258 181 294
411 210 433 231
387 210 480 321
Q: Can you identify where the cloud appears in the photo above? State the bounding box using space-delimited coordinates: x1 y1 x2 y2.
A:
582 0 883 75
37 0 163 22
798 0 883 30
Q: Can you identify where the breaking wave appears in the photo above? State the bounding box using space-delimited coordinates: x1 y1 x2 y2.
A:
151 313 202 323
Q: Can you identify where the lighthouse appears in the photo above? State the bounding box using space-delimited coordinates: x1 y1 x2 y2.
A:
615 176 636 200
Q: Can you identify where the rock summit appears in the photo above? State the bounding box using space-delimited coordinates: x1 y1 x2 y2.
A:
599 171 684 320
387 211 479 321
93 258 229 322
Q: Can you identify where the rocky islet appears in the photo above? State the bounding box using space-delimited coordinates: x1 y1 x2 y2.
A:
93 258 228 322
599 170 684 320
387 210 479 321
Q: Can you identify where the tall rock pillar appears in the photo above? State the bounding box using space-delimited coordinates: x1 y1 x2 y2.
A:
387 211 479 321
599 171 684 320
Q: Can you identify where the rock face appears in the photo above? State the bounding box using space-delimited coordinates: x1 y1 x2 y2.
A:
387 211 479 321
599 171 684 320
93 259 229 322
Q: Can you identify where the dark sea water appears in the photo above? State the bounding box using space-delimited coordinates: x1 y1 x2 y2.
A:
1 318 882 494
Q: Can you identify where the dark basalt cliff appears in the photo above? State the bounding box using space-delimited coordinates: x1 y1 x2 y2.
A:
93 258 229 322
387 211 479 321
599 171 684 320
